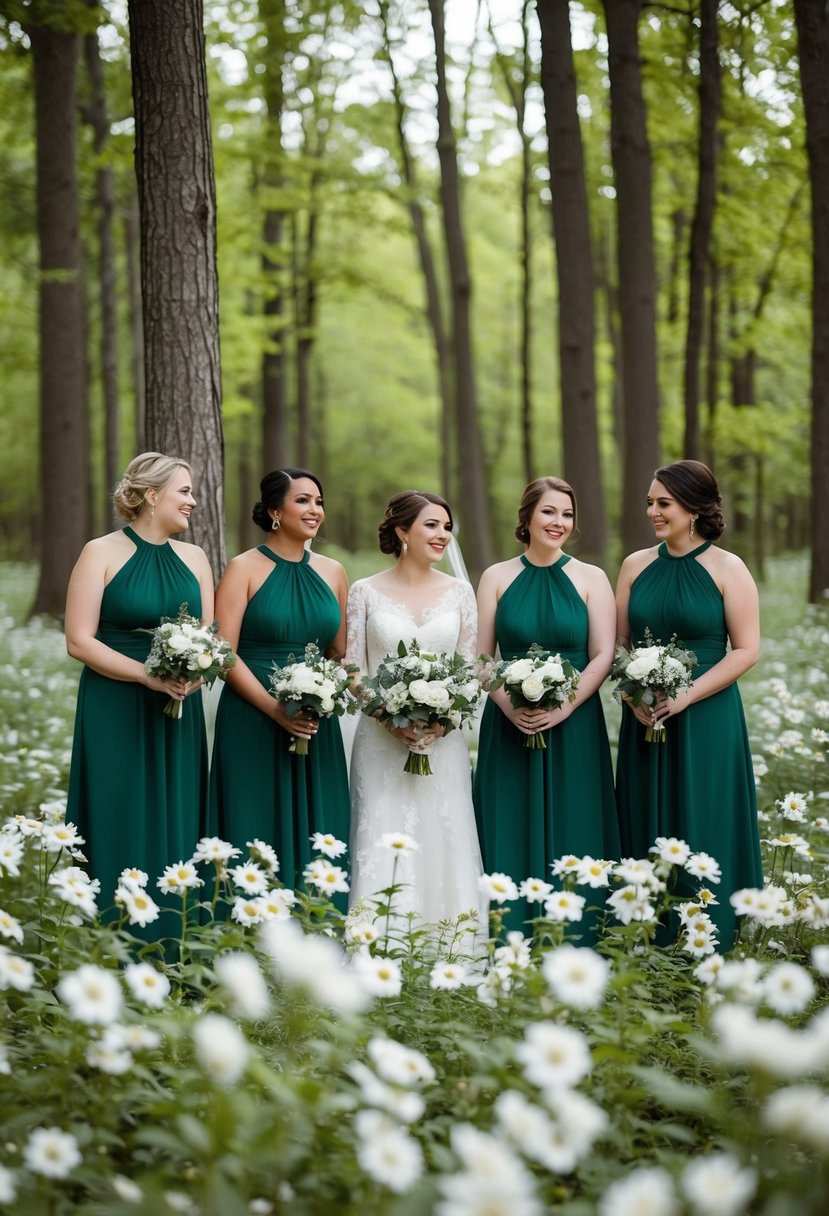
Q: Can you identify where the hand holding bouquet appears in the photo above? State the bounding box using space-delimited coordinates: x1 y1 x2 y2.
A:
487 643 580 749
143 604 236 719
359 639 482 775
269 643 357 755
611 628 697 742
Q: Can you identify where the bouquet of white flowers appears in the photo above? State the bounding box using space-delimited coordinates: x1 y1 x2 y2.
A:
611 628 697 742
143 604 236 720
487 643 580 750
269 643 357 756
359 639 482 776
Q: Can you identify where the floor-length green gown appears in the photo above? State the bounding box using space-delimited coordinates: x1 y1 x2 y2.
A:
208 547 350 890
67 526 208 911
473 555 620 933
615 540 763 946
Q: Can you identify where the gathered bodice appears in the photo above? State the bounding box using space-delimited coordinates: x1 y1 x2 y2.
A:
238 547 341 675
628 541 725 673
345 578 477 675
97 526 202 660
494 555 588 667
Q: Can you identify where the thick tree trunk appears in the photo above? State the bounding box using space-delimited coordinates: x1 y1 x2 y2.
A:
83 27 121 531
427 0 492 578
682 0 720 460
538 0 606 563
260 0 289 472
29 23 91 618
602 0 661 555
794 0 829 602
128 0 225 577
380 0 454 498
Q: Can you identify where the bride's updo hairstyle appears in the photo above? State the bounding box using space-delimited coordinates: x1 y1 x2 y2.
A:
515 476 577 544
252 468 324 532
653 460 725 540
113 452 192 522
378 491 453 557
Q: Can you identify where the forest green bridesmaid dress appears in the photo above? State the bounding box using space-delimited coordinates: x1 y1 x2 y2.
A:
67 526 208 909
473 555 620 932
208 547 350 890
615 540 763 946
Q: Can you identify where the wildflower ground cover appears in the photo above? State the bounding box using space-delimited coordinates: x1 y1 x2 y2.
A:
0 558 827 1215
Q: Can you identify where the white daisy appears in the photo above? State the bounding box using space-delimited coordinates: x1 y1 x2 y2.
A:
193 836 241 864
0 946 35 992
310 831 348 858
157 861 203 895
762 961 815 1016
0 908 23 944
515 1021 592 1090
354 1109 424 1194
574 856 613 888
214 952 270 1020
246 838 280 873
230 861 270 895
57 963 123 1025
378 832 420 856
116 885 161 928
303 858 350 895
598 1167 678 1216
23 1127 82 1179
518 877 553 903
124 961 171 1009
681 1153 756 1216
354 953 402 997
542 945 610 1010
368 1036 435 1087
543 890 585 923
429 960 469 990
479 871 519 904
685 852 722 883
192 1013 249 1087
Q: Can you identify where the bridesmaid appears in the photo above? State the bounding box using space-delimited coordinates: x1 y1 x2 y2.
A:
474 477 620 932
615 459 762 946
208 469 350 890
65 452 213 908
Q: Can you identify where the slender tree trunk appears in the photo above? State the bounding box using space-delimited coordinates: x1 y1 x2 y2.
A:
602 0 661 555
124 196 146 450
29 22 91 617
703 256 720 468
682 0 720 460
538 0 606 562
794 0 829 602
260 0 289 471
427 0 492 577
379 0 454 498
293 206 318 469
128 0 225 577
83 26 121 530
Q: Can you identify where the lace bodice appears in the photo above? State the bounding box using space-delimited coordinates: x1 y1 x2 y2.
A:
345 577 478 675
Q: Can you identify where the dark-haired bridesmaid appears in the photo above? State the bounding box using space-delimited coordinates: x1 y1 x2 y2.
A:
208 469 350 888
615 460 763 946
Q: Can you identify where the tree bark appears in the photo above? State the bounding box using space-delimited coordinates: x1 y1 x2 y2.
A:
538 0 606 563
601 0 661 555
83 25 121 532
427 0 492 578
682 0 720 460
29 21 91 617
793 0 829 602
260 0 290 472
379 0 454 498
124 196 146 451
128 0 225 578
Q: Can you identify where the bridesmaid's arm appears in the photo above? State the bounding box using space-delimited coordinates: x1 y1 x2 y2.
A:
325 560 349 661
652 551 760 724
215 556 315 740
476 562 537 736
615 551 658 728
565 565 616 710
65 539 189 699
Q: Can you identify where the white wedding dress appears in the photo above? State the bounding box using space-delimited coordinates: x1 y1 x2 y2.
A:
346 577 488 926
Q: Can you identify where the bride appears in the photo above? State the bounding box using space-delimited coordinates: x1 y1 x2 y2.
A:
345 490 488 926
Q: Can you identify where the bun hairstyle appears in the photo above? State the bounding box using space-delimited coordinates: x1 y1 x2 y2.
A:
251 468 324 532
113 452 192 522
515 476 577 544
653 460 725 540
378 491 453 557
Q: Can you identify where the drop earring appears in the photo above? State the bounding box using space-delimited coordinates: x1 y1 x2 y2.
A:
271 516 281 532
690 517 696 539
402 540 408 555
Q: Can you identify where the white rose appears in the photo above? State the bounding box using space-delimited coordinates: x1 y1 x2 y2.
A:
291 667 321 694
196 652 213 670
319 696 335 714
539 661 564 682
456 679 480 702
166 632 190 653
425 684 451 708
505 658 534 682
448 709 462 728
625 657 653 681
521 674 546 702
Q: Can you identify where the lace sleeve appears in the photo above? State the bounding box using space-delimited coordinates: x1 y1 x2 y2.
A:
456 580 478 662
345 580 369 674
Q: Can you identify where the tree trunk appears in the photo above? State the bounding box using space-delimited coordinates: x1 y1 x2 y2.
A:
124 196 146 451
794 0 829 602
538 0 606 563
29 22 91 618
293 206 318 469
427 0 492 578
260 0 289 472
682 0 720 460
601 0 661 555
379 0 454 498
128 0 225 578
83 26 121 532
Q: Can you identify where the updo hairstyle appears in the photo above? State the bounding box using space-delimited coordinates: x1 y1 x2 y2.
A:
113 452 192 523
378 491 454 557
251 468 324 532
653 460 725 540
515 476 577 544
